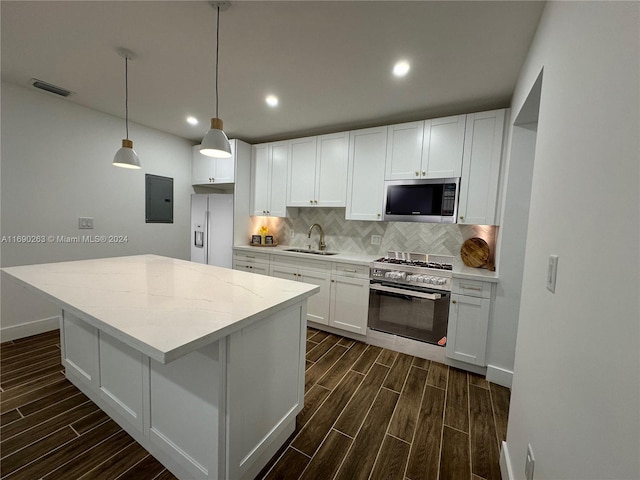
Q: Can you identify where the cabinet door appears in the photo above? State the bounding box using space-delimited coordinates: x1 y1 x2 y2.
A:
192 145 215 185
212 139 236 184
316 132 349 207
458 109 506 225
233 260 270 276
269 142 289 217
385 121 424 180
299 269 331 326
288 137 317 207
269 263 298 281
251 144 270 216
423 115 466 178
446 293 490 366
346 126 387 221
330 275 369 335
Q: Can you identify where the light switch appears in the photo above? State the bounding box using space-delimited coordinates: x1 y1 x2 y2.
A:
78 217 94 229
547 255 558 293
371 235 381 245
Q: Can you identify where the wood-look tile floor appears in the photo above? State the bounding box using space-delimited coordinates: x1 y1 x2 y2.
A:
0 328 509 480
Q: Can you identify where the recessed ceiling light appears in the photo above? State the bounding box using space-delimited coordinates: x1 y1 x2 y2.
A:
265 95 279 107
393 60 411 78
186 116 199 126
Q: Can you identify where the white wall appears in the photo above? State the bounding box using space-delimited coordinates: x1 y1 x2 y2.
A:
503 2 640 479
1 82 194 340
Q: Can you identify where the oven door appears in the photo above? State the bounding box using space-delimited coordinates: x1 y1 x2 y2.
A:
368 281 450 345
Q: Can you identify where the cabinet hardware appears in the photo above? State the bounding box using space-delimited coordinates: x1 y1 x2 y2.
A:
452 300 457 304
314 200 318 204
342 269 357 273
246 255 255 259
310 200 314 204
459 216 464 220
422 171 426 176
331 279 335 283
377 213 381 218
461 285 482 291
415 171 419 176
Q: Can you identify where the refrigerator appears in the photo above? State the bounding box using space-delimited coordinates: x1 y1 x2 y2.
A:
190 193 234 268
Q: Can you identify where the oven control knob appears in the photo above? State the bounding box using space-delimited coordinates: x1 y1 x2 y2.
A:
424 276 433 284
384 272 392 278
417 275 427 283
397 272 406 280
437 278 446 285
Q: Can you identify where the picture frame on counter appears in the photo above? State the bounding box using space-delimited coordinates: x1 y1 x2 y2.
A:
251 235 262 245
264 235 274 245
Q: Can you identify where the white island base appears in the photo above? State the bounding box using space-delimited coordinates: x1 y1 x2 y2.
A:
62 303 305 480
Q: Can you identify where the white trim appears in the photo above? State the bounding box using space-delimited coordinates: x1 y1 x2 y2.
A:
0 315 60 341
500 441 515 480
486 364 513 388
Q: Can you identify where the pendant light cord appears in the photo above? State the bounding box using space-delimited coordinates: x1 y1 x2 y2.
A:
125 56 130 140
215 5 220 118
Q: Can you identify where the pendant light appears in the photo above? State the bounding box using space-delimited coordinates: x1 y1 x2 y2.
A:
113 48 141 169
200 1 232 158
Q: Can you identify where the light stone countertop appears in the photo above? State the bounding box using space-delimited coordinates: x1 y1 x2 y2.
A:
233 245 499 281
233 245 378 266
2 254 319 363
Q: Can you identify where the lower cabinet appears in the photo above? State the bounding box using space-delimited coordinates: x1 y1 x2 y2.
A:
232 251 270 276
329 273 369 335
270 263 331 326
267 255 370 334
446 279 492 366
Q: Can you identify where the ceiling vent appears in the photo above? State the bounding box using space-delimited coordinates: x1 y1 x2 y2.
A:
31 78 72 97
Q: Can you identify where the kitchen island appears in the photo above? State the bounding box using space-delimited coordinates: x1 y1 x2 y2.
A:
2 254 319 480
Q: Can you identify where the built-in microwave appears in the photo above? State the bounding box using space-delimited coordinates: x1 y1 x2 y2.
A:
382 177 460 223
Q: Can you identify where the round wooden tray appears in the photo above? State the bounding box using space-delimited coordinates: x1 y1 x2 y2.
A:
460 237 490 268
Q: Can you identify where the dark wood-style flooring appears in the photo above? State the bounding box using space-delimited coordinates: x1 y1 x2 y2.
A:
0 328 509 480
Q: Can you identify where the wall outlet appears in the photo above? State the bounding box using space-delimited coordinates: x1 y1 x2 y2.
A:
546 255 558 293
525 444 535 480
371 234 381 245
78 217 94 229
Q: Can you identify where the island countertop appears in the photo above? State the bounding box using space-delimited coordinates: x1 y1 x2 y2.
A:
2 254 319 363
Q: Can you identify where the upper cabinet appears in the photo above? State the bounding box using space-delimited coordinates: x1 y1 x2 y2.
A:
251 141 288 217
458 109 507 225
192 141 236 185
287 132 349 207
385 115 466 180
346 126 387 221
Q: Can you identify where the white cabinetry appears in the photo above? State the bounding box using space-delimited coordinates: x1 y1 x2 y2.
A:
288 133 349 207
446 278 493 366
232 250 270 276
346 126 387 221
329 263 369 335
192 141 237 185
426 115 466 178
385 115 466 180
458 109 507 225
251 142 288 217
270 258 331 326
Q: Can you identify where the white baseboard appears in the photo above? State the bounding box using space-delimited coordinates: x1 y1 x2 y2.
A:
0 315 60 342
486 365 513 388
500 441 515 480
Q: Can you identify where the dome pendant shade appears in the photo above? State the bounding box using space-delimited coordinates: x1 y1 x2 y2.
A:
200 117 232 158
113 139 141 169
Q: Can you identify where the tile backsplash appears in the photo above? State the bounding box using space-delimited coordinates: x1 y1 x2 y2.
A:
249 208 497 263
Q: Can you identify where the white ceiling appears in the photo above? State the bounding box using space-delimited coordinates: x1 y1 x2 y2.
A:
1 1 545 144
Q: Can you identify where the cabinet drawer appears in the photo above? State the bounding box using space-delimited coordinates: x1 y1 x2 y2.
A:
233 250 270 264
271 255 330 273
452 278 492 298
332 262 369 279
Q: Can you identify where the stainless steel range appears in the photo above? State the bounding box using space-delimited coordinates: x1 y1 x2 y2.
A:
368 251 453 346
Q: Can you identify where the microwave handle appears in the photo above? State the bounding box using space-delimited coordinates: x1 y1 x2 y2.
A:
370 283 441 300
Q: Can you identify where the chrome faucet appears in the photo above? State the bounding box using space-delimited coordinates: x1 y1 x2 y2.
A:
307 223 326 251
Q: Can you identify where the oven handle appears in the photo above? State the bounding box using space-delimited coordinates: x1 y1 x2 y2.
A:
370 283 442 300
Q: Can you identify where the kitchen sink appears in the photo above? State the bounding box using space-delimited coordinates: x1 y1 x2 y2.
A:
284 248 338 256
